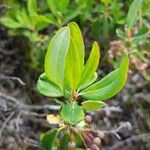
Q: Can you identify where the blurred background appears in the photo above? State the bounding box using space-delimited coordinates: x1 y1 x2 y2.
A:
0 0 150 149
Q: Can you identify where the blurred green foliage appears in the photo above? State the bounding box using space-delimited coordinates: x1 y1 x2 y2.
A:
0 0 149 77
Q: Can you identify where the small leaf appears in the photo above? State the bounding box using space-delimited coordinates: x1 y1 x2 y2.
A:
0 17 22 29
27 0 37 17
67 22 85 67
126 0 143 29
65 38 81 91
116 29 127 40
36 15 54 31
16 9 31 29
47 0 58 17
133 27 149 41
61 103 85 125
59 133 69 150
79 54 129 100
79 41 100 86
41 129 58 150
37 73 63 97
58 0 70 11
82 100 106 111
78 72 97 92
45 27 70 90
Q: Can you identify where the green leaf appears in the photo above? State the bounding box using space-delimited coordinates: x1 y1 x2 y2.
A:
37 73 63 97
47 0 58 16
61 103 85 125
67 22 85 67
27 0 37 17
0 17 22 29
116 29 127 40
79 41 100 86
77 72 97 92
126 0 143 29
16 9 31 29
45 27 70 91
58 0 70 11
133 27 149 41
82 100 107 111
79 54 129 100
59 133 69 150
36 15 54 31
65 38 81 91
41 129 58 150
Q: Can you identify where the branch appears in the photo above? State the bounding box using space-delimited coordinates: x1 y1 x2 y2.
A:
0 74 25 85
110 133 150 150
0 92 60 111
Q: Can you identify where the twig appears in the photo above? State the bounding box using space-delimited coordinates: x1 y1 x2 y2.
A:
0 92 61 111
0 74 25 85
0 111 15 137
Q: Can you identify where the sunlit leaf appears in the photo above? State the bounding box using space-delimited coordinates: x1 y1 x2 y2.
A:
0 17 22 29
82 100 106 111
65 38 81 91
45 27 70 90
27 0 37 17
47 0 58 17
61 103 85 125
79 41 100 86
79 54 129 100
68 22 85 67
58 0 70 11
37 73 63 97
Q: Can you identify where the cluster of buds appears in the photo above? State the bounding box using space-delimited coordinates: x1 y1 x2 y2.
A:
67 115 106 150
108 40 125 59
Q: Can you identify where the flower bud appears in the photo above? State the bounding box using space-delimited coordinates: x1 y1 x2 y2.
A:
68 141 76 150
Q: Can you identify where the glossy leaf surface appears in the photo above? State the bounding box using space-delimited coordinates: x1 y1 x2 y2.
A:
65 38 81 91
37 73 63 97
79 55 129 100
68 22 85 67
45 27 70 90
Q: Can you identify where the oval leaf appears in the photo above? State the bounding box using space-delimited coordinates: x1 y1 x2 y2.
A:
79 41 100 86
61 103 85 125
68 22 85 67
37 73 63 97
45 27 70 90
41 129 58 150
82 100 107 111
79 54 129 100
